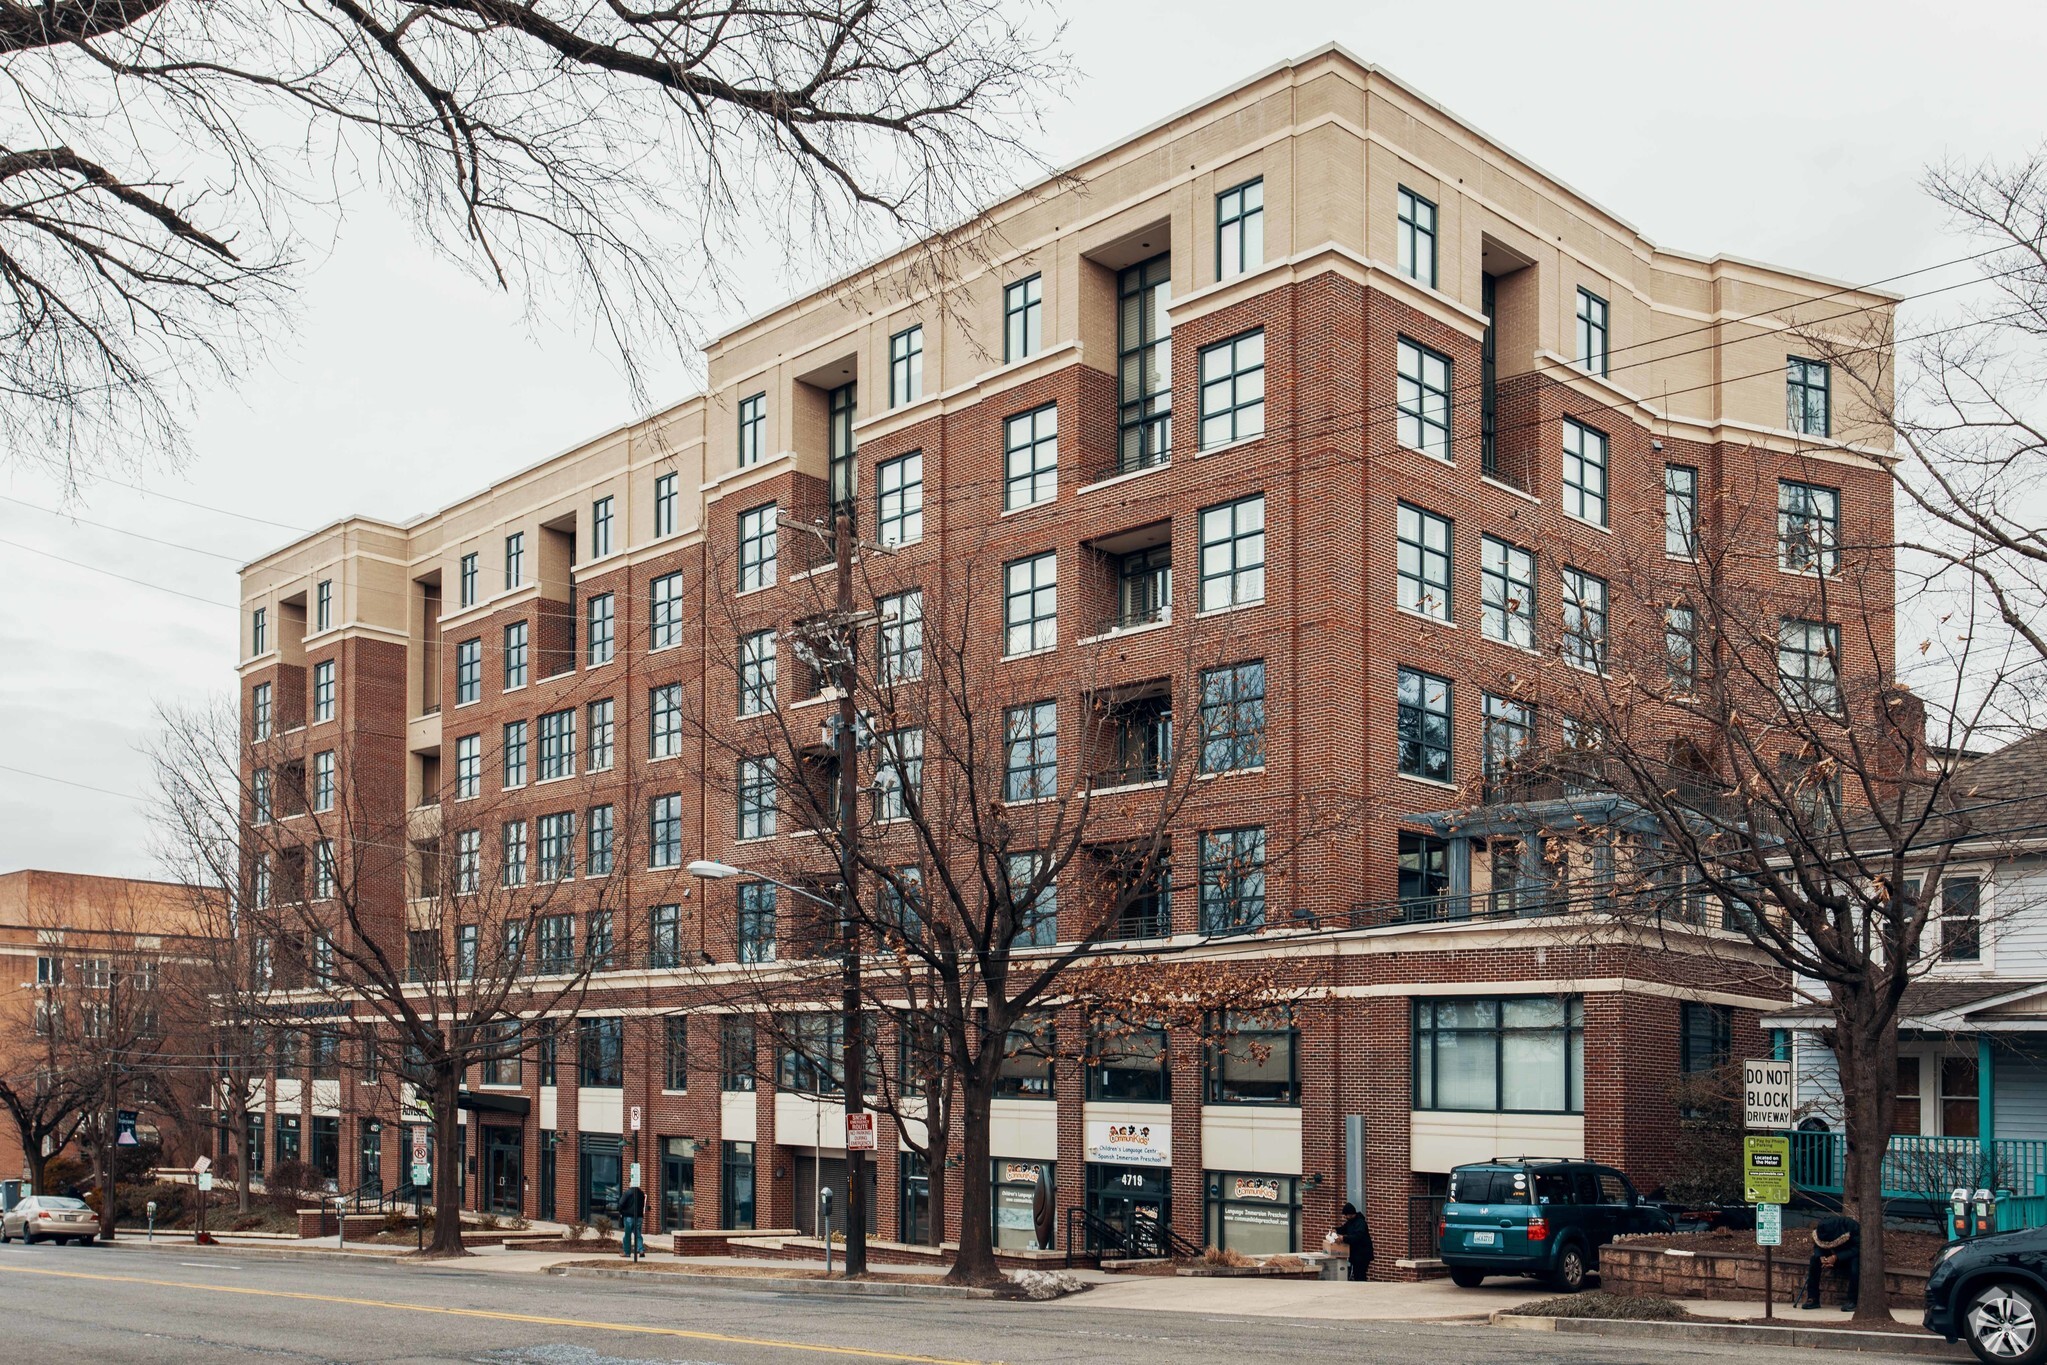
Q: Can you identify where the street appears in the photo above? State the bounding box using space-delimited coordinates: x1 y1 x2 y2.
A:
0 1241 1931 1365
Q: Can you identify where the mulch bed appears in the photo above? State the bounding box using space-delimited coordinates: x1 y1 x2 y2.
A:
1624 1226 1948 1274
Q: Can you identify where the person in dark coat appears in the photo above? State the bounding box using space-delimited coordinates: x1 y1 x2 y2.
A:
616 1183 648 1259
1333 1202 1374 1281
1799 1214 1859 1311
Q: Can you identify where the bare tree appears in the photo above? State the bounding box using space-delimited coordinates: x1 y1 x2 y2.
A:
5 1 1064 483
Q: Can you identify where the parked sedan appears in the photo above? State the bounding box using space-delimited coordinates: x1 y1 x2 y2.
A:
1927 1226 2047 1365
0 1195 100 1245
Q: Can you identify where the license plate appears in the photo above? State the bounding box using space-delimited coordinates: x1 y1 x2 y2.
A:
1470 1230 1497 1246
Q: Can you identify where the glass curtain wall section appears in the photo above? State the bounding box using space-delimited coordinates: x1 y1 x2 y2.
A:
1117 254 1172 473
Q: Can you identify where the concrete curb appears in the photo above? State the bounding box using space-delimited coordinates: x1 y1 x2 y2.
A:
546 1264 1005 1299
1491 1310 1969 1357
109 1240 453 1269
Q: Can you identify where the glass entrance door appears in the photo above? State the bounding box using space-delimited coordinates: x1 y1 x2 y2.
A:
483 1126 524 1217
1085 1163 1170 1256
660 1137 695 1232
578 1134 622 1221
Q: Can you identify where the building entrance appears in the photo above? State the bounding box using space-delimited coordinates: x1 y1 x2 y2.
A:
483 1126 524 1217
1085 1163 1171 1256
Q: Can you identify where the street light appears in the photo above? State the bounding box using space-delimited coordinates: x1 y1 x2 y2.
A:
686 860 740 881
688 860 835 910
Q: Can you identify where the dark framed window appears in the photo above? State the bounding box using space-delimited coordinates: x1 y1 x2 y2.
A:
1003 404 1059 510
720 1018 757 1091
738 630 776 715
577 1016 624 1087
252 681 272 739
500 819 527 887
900 1153 932 1245
738 504 777 591
502 720 528 788
828 382 856 509
1200 661 1266 772
648 904 681 969
650 682 683 759
538 913 574 972
777 1013 844 1095
889 325 924 407
1787 356 1830 437
1575 288 1609 376
1561 418 1608 525
1087 1014 1169 1103
312 660 336 722
1116 253 1172 472
1396 338 1452 460
1397 667 1453 783
1678 1002 1731 1074
651 571 685 648
537 812 575 882
1396 187 1437 288
1004 275 1043 361
503 621 529 689
737 392 766 466
649 792 682 867
664 1016 689 1091
584 908 613 968
1665 464 1698 557
312 749 336 811
1398 830 1450 915
1004 700 1057 802
504 531 524 589
1941 875 1983 962
1396 503 1452 619
587 592 614 665
721 1141 756 1230
1413 997 1584 1113
1003 553 1057 655
458 555 478 607
737 757 776 840
586 699 614 771
1206 1172 1301 1256
537 1021 558 1085
1198 330 1265 449
653 471 678 537
1561 567 1608 673
1205 1008 1297 1105
994 1015 1054 1099
1480 536 1535 648
456 639 481 704
1200 826 1266 933
251 605 268 655
737 882 776 963
591 496 613 558
454 831 480 896
1666 605 1698 691
1198 494 1266 611
1777 617 1840 712
1481 693 1533 781
1778 479 1841 575
1216 177 1264 278
879 590 923 682
876 452 923 547
1005 853 1058 948
539 709 575 780
875 728 921 821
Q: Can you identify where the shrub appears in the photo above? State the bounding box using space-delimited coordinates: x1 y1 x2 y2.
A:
39 1155 90 1196
1201 1246 1254 1268
566 1220 588 1241
1512 1292 1689 1321
1264 1255 1308 1272
117 1180 190 1224
592 1215 614 1238
266 1160 325 1210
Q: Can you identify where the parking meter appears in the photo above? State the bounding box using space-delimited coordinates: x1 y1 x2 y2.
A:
1953 1188 1971 1241
821 1186 834 1274
146 1199 157 1242
1975 1188 1995 1239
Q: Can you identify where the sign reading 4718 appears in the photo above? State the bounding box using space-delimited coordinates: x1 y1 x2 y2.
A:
1744 1058 1793 1130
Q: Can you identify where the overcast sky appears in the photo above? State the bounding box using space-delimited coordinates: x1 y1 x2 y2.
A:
4 0 2043 879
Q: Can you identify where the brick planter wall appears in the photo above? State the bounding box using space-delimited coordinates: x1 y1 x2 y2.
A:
1598 1242 1928 1310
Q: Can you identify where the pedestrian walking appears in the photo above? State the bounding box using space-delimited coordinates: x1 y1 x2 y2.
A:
617 1183 647 1260
1798 1213 1859 1312
1332 1201 1374 1282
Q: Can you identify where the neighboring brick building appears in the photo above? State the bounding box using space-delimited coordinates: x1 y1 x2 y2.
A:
233 47 1894 1267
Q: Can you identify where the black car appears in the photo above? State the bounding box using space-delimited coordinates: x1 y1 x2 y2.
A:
1926 1226 2047 1365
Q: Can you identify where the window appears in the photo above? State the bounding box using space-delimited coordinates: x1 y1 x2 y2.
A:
1480 536 1535 649
591 496 613 558
737 757 776 840
827 382 856 508
1575 288 1609 376
577 1017 624 1087
1087 1014 1168 1102
876 452 923 547
720 1018 757 1091
455 830 480 895
1198 330 1265 449
1482 693 1533 781
1216 178 1264 278
503 622 528 689
1942 876 1983 962
458 553 479 608
312 660 336 723
456 638 481 704
1787 356 1830 437
1679 1002 1732 1074
251 606 268 656
504 532 524 589
878 590 923 682
1561 568 1608 673
1003 404 1058 510
1200 827 1266 934
1199 495 1266 611
1778 617 1840 712
586 804 614 876
538 709 575 780
664 1016 689 1091
653 471 678 537
1003 553 1057 655
312 749 336 812
1414 997 1585 1113
502 720 528 788
1004 274 1043 361
1665 465 1698 558
538 812 575 881
738 504 776 592
1397 668 1453 783
995 1016 1054 1099
1561 418 1608 526
538 913 575 973
1396 338 1452 460
650 793 683 866
1778 479 1841 575
313 841 336 900
737 392 766 467
889 326 923 406
1396 503 1452 619
880 866 923 942
650 571 685 649
251 767 273 825
721 1141 756 1230
315 579 333 631
737 630 776 715
1665 605 1698 691
777 1013 848 1095
1004 701 1057 802
251 683 272 741
1200 661 1267 772
650 683 683 759
1006 853 1057 947
500 820 528 887
1117 253 1173 471
587 593 614 665
648 904 681 969
1206 1008 1297 1104
875 728 922 821
1396 187 1437 288
738 882 777 963
587 699 614 771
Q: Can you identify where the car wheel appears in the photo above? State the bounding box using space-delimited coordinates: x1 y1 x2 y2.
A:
1549 1243 1589 1294
1448 1267 1487 1288
1966 1282 2047 1365
23 1233 37 1247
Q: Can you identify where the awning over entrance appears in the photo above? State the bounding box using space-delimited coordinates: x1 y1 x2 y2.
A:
456 1090 531 1117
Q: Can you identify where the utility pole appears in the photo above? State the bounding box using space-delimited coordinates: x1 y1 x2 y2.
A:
832 503 867 1278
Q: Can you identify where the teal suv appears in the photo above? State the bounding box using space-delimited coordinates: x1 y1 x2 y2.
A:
1439 1158 1671 1291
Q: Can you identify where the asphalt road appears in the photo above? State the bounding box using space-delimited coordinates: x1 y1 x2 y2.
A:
0 1240 1929 1365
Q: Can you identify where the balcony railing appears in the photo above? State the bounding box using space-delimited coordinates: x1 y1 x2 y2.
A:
1089 757 1170 790
1102 601 1169 634
1786 1132 2047 1203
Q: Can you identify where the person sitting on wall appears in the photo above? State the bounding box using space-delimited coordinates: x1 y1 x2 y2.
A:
1798 1213 1860 1312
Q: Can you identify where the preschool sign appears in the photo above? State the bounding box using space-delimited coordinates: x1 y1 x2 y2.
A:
1085 1120 1172 1167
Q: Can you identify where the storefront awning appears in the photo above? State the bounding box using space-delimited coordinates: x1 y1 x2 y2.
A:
456 1090 531 1116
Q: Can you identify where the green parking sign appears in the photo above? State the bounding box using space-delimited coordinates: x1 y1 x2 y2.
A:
1744 1135 1791 1205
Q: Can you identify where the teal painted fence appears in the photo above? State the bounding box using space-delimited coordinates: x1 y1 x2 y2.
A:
1787 1132 2047 1202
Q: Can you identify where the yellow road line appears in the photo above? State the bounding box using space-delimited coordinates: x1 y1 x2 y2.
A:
0 1263 997 1364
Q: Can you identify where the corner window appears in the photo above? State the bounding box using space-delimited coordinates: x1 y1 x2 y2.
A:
1396 338 1452 461
1395 503 1452 620
1198 330 1265 449
1004 275 1043 362
1787 356 1830 437
1396 188 1437 289
1575 288 1608 376
1413 997 1584 1113
1198 495 1266 611
1561 418 1608 526
889 325 924 407
1003 405 1058 510
1003 553 1057 655
1396 667 1452 783
1216 177 1264 279
737 392 766 467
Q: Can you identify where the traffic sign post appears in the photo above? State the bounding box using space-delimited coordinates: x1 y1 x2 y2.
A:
1745 1059 1794 1130
1744 1070 1794 1319
1757 1203 1783 1246
845 1113 876 1152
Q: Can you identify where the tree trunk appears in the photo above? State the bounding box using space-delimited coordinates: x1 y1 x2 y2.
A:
99 1074 119 1240
946 1077 999 1285
1836 994 1898 1324
427 1067 466 1256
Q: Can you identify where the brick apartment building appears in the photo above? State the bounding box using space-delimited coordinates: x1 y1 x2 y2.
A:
232 47 1895 1267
